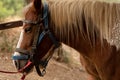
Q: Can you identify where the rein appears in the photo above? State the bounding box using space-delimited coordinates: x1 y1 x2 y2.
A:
0 60 32 80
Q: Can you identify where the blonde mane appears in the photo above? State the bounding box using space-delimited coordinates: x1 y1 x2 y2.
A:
46 0 120 48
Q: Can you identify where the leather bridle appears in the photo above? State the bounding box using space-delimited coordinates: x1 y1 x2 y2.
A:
12 1 60 78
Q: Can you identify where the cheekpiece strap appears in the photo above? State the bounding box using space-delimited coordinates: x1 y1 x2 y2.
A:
43 1 49 29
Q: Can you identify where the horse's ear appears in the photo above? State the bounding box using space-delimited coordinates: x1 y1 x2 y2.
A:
33 0 42 12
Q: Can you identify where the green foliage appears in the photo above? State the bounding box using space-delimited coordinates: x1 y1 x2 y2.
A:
0 0 24 19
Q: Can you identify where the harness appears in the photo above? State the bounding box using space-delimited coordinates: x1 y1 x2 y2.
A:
12 1 60 80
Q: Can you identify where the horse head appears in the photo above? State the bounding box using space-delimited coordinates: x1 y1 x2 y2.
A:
13 0 59 76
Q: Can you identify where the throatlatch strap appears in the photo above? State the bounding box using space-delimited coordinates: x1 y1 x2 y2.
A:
38 1 60 48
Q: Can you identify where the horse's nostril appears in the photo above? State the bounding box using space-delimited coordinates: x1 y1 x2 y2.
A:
14 60 20 70
14 61 17 66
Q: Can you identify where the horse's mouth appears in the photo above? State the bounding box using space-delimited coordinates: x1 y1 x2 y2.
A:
13 60 34 74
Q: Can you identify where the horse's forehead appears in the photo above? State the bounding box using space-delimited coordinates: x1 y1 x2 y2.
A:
23 10 38 29
25 10 37 20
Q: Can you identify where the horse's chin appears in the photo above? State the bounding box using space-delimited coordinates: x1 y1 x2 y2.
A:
21 68 33 78
22 66 34 75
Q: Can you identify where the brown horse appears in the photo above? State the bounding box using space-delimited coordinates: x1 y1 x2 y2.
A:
13 0 120 80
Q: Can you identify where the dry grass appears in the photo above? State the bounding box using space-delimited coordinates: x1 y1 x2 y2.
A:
0 16 22 53
0 28 20 52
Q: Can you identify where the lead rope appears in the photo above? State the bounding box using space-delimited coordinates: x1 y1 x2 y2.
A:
0 60 33 80
21 74 26 80
0 70 18 74
19 60 33 80
0 70 25 80
0 71 25 80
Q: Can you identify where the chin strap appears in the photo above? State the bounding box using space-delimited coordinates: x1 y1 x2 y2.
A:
35 65 46 76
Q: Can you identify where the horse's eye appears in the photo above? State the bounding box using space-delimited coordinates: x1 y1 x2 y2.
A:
25 27 32 33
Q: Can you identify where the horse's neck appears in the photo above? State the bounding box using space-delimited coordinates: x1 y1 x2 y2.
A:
48 0 116 61
51 22 115 62
50 23 92 57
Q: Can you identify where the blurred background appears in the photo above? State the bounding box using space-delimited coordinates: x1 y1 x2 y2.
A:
0 0 30 20
0 0 31 53
0 0 120 80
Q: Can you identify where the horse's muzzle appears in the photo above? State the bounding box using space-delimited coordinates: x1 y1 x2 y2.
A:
13 52 34 73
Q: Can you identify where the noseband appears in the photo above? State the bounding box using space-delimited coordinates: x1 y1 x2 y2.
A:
12 2 60 77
